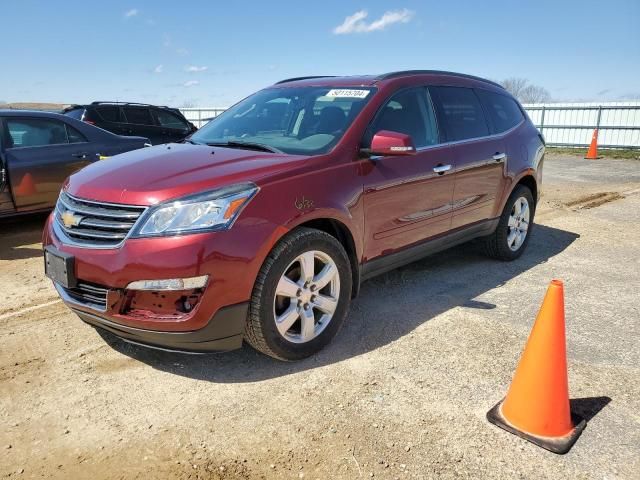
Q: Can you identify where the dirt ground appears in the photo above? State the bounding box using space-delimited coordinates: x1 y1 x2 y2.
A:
1 154 639 479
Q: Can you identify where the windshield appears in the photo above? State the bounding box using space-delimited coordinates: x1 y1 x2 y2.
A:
190 86 376 155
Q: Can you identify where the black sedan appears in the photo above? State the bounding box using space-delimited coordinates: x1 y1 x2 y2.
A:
0 110 149 217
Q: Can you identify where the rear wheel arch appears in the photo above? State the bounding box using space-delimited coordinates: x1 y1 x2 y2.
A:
515 174 538 204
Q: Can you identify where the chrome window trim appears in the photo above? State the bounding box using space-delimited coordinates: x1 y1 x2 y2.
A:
414 118 524 153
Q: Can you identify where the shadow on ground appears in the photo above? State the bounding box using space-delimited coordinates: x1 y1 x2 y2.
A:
97 223 580 382
100 224 579 381
571 396 612 423
0 213 49 260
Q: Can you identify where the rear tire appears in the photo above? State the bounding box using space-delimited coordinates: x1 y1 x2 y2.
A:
245 228 352 361
482 185 535 261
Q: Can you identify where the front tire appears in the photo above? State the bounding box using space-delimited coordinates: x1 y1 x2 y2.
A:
482 185 535 261
245 228 352 361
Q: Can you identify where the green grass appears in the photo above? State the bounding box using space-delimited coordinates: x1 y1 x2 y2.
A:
547 147 640 160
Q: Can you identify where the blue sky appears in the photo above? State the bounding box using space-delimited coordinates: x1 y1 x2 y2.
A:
2 0 639 107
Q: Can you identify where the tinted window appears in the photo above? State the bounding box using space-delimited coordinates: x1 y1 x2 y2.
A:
430 86 489 141
155 109 189 130
366 88 438 148
476 89 523 133
66 124 87 143
6 118 69 147
123 107 153 125
95 106 123 123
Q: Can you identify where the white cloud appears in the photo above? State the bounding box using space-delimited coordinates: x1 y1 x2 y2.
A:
185 65 208 73
153 64 163 74
183 80 200 88
124 9 138 19
333 9 414 35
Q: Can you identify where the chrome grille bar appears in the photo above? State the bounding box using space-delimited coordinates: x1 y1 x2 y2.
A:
54 191 147 248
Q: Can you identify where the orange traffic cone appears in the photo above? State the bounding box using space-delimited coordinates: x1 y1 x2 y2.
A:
487 280 586 454
585 129 599 159
13 173 37 197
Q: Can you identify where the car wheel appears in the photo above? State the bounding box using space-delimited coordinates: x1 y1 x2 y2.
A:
245 227 352 361
482 185 535 261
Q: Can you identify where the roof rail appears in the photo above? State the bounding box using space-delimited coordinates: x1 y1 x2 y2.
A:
376 70 503 89
90 101 174 109
275 76 336 85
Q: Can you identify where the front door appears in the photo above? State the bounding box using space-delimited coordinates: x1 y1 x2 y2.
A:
122 107 164 144
4 117 94 209
153 108 192 143
361 87 455 261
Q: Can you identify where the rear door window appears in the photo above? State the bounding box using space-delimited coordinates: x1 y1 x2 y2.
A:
430 86 490 142
123 107 153 125
475 89 524 133
95 106 123 123
6 118 69 147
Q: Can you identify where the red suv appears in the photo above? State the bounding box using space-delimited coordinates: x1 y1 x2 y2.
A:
43 71 544 360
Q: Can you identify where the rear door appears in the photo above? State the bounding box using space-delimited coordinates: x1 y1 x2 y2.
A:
429 86 507 229
3 117 96 209
153 108 192 143
122 106 164 144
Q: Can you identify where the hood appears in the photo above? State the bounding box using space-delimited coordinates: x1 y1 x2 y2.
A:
66 143 308 205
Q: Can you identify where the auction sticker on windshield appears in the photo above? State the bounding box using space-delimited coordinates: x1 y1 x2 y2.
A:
325 89 370 99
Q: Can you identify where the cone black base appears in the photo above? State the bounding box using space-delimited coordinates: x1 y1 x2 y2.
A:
487 400 586 454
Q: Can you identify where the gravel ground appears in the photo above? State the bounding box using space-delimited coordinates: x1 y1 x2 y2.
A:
1 154 639 479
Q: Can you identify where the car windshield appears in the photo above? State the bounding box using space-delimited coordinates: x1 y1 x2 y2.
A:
190 86 376 155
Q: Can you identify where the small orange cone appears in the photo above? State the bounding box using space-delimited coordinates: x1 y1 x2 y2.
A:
13 173 37 197
487 280 586 454
585 129 599 159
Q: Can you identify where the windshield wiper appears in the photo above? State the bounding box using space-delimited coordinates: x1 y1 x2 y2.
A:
205 141 282 154
182 138 201 145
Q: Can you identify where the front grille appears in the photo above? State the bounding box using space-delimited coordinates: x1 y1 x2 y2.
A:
55 191 146 247
62 282 109 310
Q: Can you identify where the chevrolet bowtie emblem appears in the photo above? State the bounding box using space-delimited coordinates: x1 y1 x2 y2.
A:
61 210 83 228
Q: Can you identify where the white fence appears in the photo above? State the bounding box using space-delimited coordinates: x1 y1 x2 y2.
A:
522 102 640 149
180 102 640 149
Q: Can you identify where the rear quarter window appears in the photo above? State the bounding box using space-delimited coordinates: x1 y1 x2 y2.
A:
476 89 524 133
430 86 490 142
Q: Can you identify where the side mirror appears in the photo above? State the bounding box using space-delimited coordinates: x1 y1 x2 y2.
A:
365 130 416 157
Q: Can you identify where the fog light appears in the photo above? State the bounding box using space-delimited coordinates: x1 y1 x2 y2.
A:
126 275 209 291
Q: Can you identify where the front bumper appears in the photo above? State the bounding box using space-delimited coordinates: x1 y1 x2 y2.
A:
73 302 247 353
43 211 279 342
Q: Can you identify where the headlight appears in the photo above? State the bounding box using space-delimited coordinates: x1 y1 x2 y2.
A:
132 183 258 237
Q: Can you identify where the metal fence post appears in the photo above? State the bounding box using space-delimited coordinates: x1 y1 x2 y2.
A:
540 105 546 136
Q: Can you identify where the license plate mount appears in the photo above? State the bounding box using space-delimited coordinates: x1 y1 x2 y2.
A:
44 246 77 289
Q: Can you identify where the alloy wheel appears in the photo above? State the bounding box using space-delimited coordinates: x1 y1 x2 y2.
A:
507 196 530 251
273 250 340 343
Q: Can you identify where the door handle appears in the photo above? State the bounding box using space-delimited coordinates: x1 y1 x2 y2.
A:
433 164 452 175
493 152 507 162
72 152 89 159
